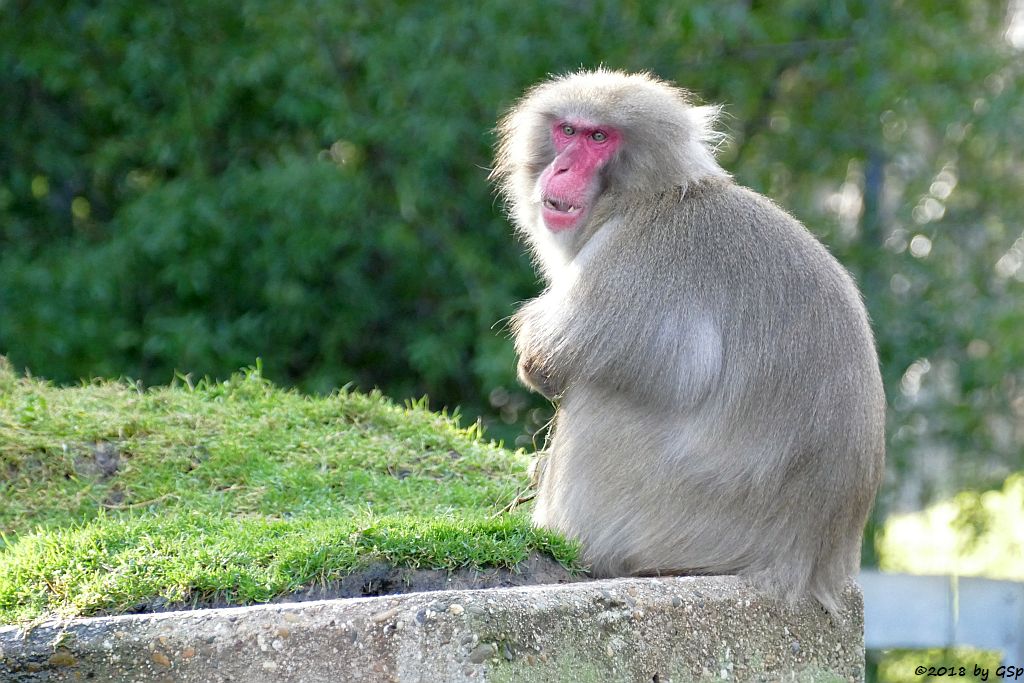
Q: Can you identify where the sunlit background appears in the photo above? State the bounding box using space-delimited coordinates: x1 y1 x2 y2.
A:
2 2 1023 679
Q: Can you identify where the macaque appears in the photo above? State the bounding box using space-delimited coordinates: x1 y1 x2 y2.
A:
491 69 885 614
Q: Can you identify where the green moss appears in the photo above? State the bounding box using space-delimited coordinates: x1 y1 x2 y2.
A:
0 360 579 623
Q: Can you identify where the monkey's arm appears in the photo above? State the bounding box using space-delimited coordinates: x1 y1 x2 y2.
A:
513 285 722 407
592 310 723 407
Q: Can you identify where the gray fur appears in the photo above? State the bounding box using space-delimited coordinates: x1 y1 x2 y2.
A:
491 70 885 615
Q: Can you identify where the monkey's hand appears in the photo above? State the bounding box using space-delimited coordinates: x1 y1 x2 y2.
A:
518 354 563 401
511 296 567 400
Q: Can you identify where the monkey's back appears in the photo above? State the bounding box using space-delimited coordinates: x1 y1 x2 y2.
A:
535 177 885 614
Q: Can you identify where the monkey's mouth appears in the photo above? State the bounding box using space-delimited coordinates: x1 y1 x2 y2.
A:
541 196 586 231
544 197 581 213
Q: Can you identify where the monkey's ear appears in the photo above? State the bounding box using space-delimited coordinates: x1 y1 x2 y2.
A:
671 103 729 183
685 104 729 152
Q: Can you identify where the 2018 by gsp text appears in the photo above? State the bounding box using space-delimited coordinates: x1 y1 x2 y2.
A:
914 665 1024 680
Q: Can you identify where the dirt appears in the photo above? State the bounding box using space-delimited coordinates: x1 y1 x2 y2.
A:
272 553 584 604
109 553 584 617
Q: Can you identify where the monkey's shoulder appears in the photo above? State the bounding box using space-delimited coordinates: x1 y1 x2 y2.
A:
679 178 802 233
676 178 844 268
607 178 794 247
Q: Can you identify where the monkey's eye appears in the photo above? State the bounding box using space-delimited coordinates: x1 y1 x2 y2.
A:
591 131 608 143
560 124 575 136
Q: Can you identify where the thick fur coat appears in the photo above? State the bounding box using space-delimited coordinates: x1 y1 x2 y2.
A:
491 70 884 614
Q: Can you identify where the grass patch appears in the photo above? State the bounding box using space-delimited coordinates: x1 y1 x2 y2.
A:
0 358 579 624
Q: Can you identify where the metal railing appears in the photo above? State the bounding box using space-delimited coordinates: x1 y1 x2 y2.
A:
860 570 1024 664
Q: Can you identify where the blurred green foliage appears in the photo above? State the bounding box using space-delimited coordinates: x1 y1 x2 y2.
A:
1 1 1022 523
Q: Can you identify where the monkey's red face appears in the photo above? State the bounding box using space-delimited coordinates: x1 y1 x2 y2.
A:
539 120 621 232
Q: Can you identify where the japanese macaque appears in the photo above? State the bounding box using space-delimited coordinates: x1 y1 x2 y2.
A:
491 69 885 614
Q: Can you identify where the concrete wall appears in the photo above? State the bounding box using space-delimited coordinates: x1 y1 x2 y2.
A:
0 575 864 682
